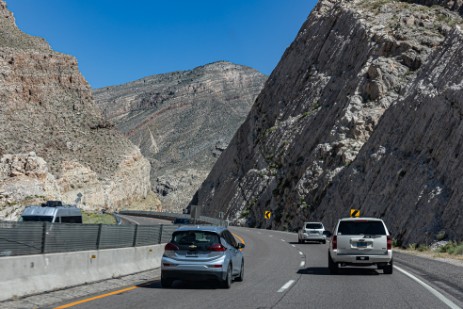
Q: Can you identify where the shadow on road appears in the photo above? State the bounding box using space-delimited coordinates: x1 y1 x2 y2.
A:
298 267 380 276
288 241 326 245
139 279 222 290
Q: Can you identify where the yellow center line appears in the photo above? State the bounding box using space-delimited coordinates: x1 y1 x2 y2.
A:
54 286 138 309
232 232 246 251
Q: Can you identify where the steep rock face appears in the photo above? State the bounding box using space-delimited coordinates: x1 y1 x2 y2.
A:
191 0 463 244
94 62 266 212
0 1 155 218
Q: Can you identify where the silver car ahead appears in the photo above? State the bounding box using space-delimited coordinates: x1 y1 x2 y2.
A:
161 226 245 288
298 222 327 244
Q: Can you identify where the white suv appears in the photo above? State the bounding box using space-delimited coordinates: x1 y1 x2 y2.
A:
328 217 393 274
298 222 327 244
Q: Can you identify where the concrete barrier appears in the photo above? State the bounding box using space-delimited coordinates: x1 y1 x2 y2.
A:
0 244 165 301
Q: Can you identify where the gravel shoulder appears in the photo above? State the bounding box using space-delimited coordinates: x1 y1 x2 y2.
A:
394 249 463 304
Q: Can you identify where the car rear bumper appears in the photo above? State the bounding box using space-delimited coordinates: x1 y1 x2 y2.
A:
301 235 326 241
161 256 226 281
330 251 392 265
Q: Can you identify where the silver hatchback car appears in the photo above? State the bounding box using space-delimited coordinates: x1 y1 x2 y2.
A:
161 226 245 288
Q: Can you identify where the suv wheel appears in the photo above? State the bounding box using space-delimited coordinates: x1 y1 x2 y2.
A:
328 253 338 274
221 264 232 288
322 240 326 244
383 260 393 274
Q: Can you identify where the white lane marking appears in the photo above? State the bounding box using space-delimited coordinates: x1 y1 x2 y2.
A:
281 239 285 242
394 265 460 309
300 261 305 268
299 251 303 256
269 235 273 237
277 280 295 293
291 244 296 248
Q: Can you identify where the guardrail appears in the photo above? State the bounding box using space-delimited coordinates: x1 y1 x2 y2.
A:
0 221 178 257
118 210 227 226
0 211 225 257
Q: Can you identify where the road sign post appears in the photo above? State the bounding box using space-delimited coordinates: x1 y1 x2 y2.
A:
264 211 272 220
350 209 360 217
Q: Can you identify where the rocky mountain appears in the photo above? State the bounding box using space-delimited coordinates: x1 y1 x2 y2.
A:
0 0 156 220
191 0 463 244
94 62 266 212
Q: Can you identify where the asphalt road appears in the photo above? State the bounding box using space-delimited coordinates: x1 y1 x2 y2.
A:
48 227 463 309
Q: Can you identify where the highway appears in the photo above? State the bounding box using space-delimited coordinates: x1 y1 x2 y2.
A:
49 226 463 309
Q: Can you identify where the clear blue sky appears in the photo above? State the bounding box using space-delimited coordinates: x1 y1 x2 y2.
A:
7 0 317 89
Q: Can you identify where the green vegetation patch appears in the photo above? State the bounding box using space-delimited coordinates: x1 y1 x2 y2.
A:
82 211 117 225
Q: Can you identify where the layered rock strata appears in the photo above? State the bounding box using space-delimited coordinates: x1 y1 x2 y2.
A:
94 62 266 211
191 0 463 244
0 1 155 219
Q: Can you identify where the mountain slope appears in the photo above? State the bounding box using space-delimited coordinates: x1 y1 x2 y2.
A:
94 62 266 211
0 0 154 219
191 0 463 244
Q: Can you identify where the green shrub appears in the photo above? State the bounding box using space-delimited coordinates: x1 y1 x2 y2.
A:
417 244 429 252
448 243 463 255
82 211 116 224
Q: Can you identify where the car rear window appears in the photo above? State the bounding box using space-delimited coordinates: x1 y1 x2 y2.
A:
172 231 220 250
306 223 323 229
337 221 386 235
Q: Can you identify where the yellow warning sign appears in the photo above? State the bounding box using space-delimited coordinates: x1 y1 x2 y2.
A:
264 211 272 220
350 209 360 217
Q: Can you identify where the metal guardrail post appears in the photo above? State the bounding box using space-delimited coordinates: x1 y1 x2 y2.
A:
132 224 139 247
159 225 163 244
96 224 103 250
41 222 48 254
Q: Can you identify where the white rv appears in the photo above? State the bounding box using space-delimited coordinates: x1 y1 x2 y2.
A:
20 201 82 223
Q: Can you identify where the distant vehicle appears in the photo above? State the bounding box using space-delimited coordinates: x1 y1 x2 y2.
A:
298 221 327 244
161 225 245 288
19 201 82 223
328 217 393 274
172 217 191 225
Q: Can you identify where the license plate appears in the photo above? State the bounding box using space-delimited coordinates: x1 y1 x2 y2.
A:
186 252 197 257
357 242 367 248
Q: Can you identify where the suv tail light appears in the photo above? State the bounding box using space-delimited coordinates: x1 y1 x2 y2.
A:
207 243 227 252
332 235 337 250
165 242 179 251
387 235 392 250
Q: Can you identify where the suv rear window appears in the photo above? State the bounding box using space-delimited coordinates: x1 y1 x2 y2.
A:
306 223 323 229
171 231 220 250
337 221 386 235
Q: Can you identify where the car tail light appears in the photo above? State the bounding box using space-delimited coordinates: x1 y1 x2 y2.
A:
332 235 337 250
387 235 392 250
207 243 227 252
165 242 179 251
208 264 223 268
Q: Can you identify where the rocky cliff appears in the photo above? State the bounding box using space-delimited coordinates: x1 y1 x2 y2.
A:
0 1 155 220
191 0 463 244
94 62 266 212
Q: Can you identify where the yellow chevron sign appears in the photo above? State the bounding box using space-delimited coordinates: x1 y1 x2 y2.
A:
264 211 272 220
350 209 360 217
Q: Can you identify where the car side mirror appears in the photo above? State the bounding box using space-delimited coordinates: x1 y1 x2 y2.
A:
237 243 245 249
323 231 332 237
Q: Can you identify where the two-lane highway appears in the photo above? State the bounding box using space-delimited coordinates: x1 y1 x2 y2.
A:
50 227 463 309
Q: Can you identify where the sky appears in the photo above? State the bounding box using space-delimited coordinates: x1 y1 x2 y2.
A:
7 0 317 89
